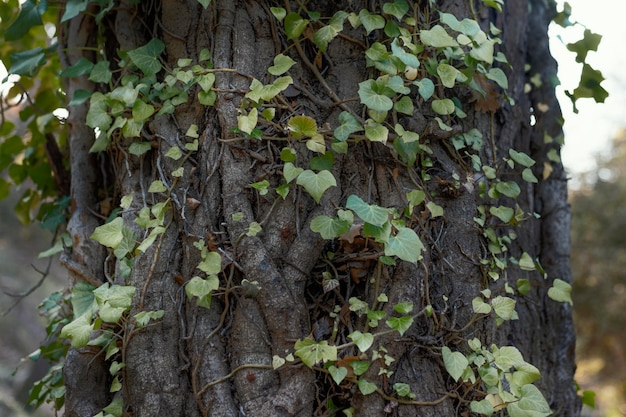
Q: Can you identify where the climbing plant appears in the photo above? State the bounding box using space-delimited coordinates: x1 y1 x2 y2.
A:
0 0 603 416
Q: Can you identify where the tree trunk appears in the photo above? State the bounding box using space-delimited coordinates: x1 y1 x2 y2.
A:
59 0 578 416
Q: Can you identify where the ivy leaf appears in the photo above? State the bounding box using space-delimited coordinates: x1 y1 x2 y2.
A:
238 108 258 134
470 39 495 64
60 314 92 348
490 206 514 223
129 142 151 156
437 63 460 88
486 67 508 89
71 282 97 318
383 0 409 21
394 96 414 115
284 12 309 40
547 279 573 305
390 38 419 68
197 251 222 275
310 215 351 239
432 98 455 115
364 120 389 143
288 115 318 138
471 399 495 416
148 180 167 193
420 25 458 48
472 297 492 314
270 7 286 21
132 100 156 122
328 366 348 385
386 315 414 336
185 275 219 308
8 48 46 77
346 195 389 227
296 170 336 203
5 0 46 40
268 54 296 76
413 78 435 101
127 38 165 76
509 149 535 167
61 0 90 22
495 181 521 198
60 57 94 78
91 217 124 249
357 378 378 395
394 302 414 314
358 10 385 34
358 79 393 112
426 201 444 217
134 310 164 327
385 227 423 263
518 252 536 271
442 346 469 382
294 338 337 367
283 162 304 183
348 331 374 352
491 296 517 321
506 384 552 417
334 111 362 141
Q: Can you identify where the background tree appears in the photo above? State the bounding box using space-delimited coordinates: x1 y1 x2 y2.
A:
1 0 580 416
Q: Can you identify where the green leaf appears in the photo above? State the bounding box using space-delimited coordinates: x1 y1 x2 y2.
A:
432 98 455 115
197 251 222 275
490 206 514 223
268 54 297 76
148 180 167 193
270 7 286 21
470 39 494 64
69 89 92 106
238 108 258 134
420 25 458 48
185 275 219 308
495 181 521 198
136 226 165 253
296 170 337 203
508 149 535 167
394 302 414 314
393 96 414 116
547 279 573 305
91 217 124 249
390 38 420 68
442 346 469 382
522 168 538 183
517 279 531 295
506 384 552 417
437 63 460 88
351 360 370 376
314 25 339 52
346 195 389 227
328 366 348 385
134 310 164 327
358 9 385 34
310 151 334 171
8 48 46 77
60 57 94 78
472 297 492 314
127 38 165 76
414 78 435 101
283 162 304 183
334 111 362 141
71 282 97 318
310 215 351 239
61 0 89 22
250 179 270 195
280 147 297 162
198 73 216 92
348 331 374 352
426 201 444 217
567 29 602 63
197 0 212 8
364 120 389 143
60 314 92 348
491 296 516 321
471 399 495 416
294 338 337 367
486 67 508 89
357 378 378 395
519 252 536 271
288 115 318 138
132 100 155 122
383 0 409 20
285 12 309 40
385 227 423 263
165 146 183 160
386 315 414 336
358 79 393 112
5 0 46 40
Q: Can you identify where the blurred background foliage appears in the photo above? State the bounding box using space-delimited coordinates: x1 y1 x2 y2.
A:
571 129 626 417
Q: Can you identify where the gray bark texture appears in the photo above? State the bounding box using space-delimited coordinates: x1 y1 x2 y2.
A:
60 0 579 416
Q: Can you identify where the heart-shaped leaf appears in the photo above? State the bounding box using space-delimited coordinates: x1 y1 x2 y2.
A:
296 170 336 203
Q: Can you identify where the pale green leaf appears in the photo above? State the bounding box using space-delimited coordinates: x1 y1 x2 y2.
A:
346 195 389 227
334 111 362 141
129 142 151 156
426 201 444 217
357 378 378 395
238 108 258 134
358 79 393 112
383 0 409 21
328 365 348 385
437 63 460 88
547 279 573 305
285 12 309 40
310 215 351 239
294 338 337 367
148 180 167 193
490 206 514 223
442 346 469 381
414 78 435 101
60 314 92 348
134 310 164 327
91 217 124 249
471 399 495 416
348 330 374 352
385 227 423 263
268 54 297 76
491 296 516 321
165 146 183 160
364 120 389 143
394 96 414 115
386 315 414 336
519 252 536 271
472 297 492 314
470 39 495 64
296 170 336 203
283 162 304 183
358 9 385 34
390 38 419 68
136 226 165 253
288 115 318 138
506 384 552 417
495 181 521 198
420 25 458 47
486 67 508 89
432 98 455 115
197 251 222 275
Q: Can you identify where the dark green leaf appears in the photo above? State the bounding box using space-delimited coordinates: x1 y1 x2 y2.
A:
5 0 46 41
8 48 47 77
127 38 165 76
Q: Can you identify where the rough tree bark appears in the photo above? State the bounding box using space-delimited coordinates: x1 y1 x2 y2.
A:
59 0 578 416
